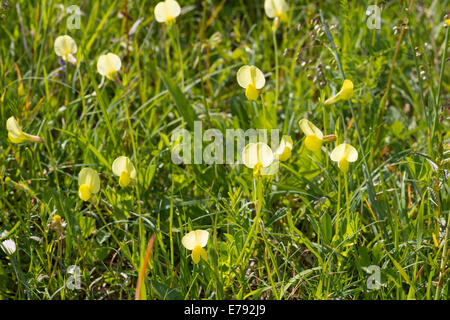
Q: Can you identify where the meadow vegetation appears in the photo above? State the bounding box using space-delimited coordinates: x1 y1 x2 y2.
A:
0 0 449 300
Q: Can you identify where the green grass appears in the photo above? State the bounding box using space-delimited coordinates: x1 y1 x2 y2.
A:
0 0 449 300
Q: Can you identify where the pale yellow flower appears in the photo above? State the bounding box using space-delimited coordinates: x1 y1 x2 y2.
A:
264 0 288 22
330 143 358 173
299 119 336 152
97 53 121 80
324 80 354 105
182 230 209 264
6 117 42 144
242 142 274 177
236 65 265 101
112 156 136 188
0 239 16 255
78 168 100 201
54 35 77 64
299 119 324 152
274 135 293 161
154 0 181 25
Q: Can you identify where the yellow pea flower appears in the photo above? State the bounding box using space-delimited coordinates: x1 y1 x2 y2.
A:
97 53 121 80
54 35 77 64
236 65 265 101
330 143 358 173
299 119 337 152
299 119 324 152
154 0 181 25
181 230 209 264
78 168 100 202
242 142 274 177
112 156 136 188
6 117 42 144
274 135 293 161
445 19 450 26
264 0 288 22
324 80 354 105
1 239 16 255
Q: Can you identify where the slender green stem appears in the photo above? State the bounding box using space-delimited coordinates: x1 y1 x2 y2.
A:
336 173 341 236
435 24 449 108
236 177 262 268
435 206 450 299
174 24 185 90
344 173 350 225
272 28 279 108
260 92 267 128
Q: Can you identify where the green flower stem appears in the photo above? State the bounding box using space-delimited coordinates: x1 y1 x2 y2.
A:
272 28 279 108
236 177 263 269
344 173 350 226
336 172 341 236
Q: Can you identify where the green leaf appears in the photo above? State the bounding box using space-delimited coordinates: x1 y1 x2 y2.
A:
158 68 197 130
150 280 183 300
79 216 96 238
320 213 332 244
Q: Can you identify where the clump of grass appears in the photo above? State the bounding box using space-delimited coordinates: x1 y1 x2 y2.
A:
0 0 448 300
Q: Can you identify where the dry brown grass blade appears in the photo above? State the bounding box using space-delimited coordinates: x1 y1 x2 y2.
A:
135 234 156 300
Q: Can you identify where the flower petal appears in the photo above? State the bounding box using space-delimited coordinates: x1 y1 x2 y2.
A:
194 230 209 248
330 143 347 162
339 79 354 100
112 156 128 176
78 168 100 194
275 135 293 161
97 53 121 78
155 0 181 23
242 142 274 169
250 66 265 89
1 239 16 255
299 119 323 139
236 65 252 88
54 35 77 60
305 135 323 152
344 144 358 162
6 117 23 137
264 0 288 19
338 159 349 173
165 0 181 18
245 83 259 100
192 246 202 264
78 184 92 201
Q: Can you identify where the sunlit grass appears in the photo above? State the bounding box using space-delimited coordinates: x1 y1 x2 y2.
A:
0 0 449 300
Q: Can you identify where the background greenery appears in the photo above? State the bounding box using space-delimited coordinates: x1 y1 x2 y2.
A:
0 0 449 299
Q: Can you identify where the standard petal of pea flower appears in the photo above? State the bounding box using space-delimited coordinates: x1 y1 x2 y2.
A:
182 230 209 264
242 142 275 177
54 35 77 64
97 53 122 80
330 143 358 173
154 0 181 25
6 117 42 144
1 239 16 255
78 168 101 201
264 0 289 22
236 65 265 101
112 156 137 188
